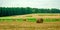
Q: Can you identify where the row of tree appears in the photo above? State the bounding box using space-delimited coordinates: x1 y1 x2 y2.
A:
0 7 60 17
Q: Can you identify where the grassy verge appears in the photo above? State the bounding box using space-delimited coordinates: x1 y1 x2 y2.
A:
44 18 60 22
0 17 60 22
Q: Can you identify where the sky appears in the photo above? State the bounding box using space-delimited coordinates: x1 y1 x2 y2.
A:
0 0 60 9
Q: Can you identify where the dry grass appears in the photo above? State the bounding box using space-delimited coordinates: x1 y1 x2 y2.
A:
0 22 60 30
9 14 60 19
0 14 60 30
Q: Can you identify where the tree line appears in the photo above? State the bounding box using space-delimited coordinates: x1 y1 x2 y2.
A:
0 7 60 17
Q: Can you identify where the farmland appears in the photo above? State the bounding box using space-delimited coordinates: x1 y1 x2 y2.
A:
0 13 60 30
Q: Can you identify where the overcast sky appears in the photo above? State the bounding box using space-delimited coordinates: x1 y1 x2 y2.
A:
0 0 60 8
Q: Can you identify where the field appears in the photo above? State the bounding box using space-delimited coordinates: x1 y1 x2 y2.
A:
0 13 60 30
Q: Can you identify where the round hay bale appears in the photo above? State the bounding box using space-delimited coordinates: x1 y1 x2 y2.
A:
23 18 26 21
36 18 43 23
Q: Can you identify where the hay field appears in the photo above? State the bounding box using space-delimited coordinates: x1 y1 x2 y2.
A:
0 13 60 30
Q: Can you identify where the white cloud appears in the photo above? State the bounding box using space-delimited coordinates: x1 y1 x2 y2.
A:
0 0 60 8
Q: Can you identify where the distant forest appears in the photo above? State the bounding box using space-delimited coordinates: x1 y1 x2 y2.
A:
0 7 60 17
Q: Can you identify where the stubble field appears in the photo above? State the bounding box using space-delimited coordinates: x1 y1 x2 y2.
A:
0 13 60 30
